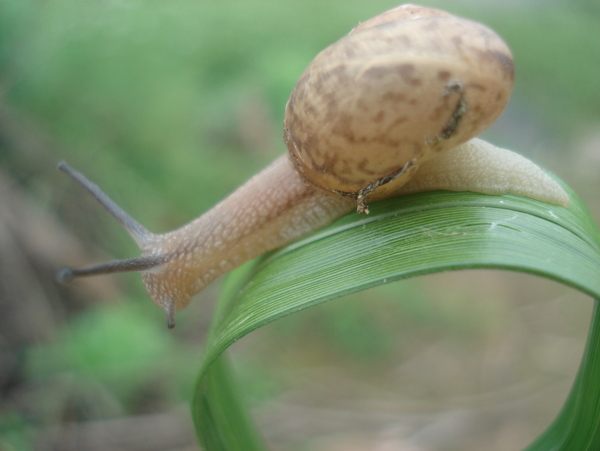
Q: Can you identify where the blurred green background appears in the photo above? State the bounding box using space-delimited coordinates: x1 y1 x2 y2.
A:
1 0 599 450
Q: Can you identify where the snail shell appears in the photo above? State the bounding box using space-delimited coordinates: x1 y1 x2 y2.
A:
284 4 514 205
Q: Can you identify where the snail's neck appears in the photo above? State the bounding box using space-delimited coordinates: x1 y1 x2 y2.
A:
143 155 355 307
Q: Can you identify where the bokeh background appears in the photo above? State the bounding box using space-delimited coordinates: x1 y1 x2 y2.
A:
1 0 599 450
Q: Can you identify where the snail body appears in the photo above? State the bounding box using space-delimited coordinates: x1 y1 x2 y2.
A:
58 5 569 328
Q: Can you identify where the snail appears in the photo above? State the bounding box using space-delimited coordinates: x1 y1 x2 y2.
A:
57 4 569 328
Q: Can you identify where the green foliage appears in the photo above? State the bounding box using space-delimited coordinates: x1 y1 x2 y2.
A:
25 302 192 413
0 414 34 451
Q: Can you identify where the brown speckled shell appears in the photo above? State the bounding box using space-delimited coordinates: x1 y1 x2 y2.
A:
284 4 514 197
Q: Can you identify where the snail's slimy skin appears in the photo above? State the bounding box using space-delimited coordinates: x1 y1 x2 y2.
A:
395 138 570 206
140 156 354 315
57 5 569 327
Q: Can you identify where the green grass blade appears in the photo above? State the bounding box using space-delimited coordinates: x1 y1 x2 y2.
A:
192 185 600 450
526 301 600 451
193 355 265 451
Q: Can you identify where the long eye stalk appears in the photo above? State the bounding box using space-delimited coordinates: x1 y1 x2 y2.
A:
56 162 169 316
57 162 152 246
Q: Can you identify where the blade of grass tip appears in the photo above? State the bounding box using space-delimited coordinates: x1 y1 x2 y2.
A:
192 187 600 451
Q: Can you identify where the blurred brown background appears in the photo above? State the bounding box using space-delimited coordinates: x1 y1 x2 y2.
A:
1 0 599 450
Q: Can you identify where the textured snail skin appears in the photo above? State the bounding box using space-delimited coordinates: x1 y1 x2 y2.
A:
58 5 569 326
141 138 568 316
394 138 569 205
140 156 354 314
